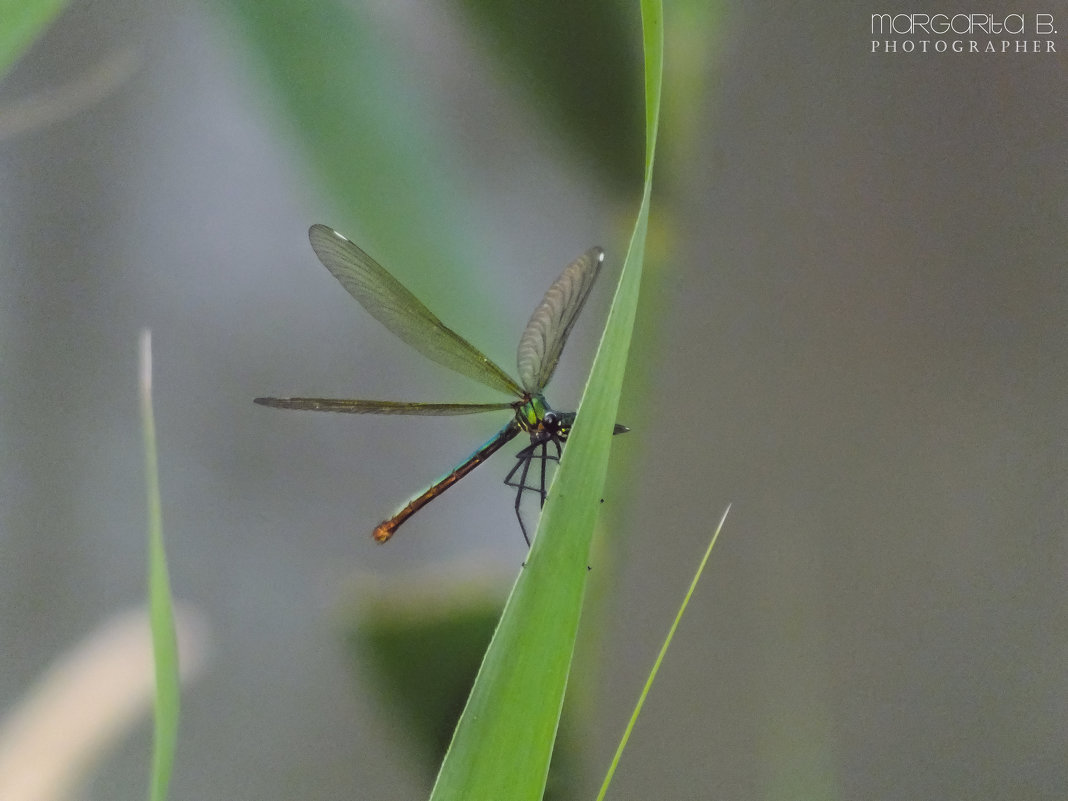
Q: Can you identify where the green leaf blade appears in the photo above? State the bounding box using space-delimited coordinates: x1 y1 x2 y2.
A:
0 0 70 78
140 331 181 801
428 1 664 798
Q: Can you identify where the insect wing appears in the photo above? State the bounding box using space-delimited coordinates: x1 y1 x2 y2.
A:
516 246 604 394
308 224 524 398
254 397 514 415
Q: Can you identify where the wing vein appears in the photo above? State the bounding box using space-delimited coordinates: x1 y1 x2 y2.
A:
308 225 524 398
516 247 604 394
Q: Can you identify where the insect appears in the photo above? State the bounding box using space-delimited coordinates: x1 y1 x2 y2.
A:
256 224 628 543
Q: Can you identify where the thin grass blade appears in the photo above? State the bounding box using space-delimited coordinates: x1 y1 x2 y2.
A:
596 505 731 799
140 330 180 801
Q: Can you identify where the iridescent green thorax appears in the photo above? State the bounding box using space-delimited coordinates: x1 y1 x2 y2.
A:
514 394 576 440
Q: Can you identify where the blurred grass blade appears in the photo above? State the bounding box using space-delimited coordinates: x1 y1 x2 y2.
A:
596 505 732 800
0 0 69 79
428 1 663 798
140 330 180 801
454 0 644 192
0 45 141 141
213 0 504 334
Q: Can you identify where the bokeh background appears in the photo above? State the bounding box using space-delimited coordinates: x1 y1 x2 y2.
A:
0 2 1064 799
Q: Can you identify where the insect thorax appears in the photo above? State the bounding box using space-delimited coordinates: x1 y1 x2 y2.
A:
515 394 576 442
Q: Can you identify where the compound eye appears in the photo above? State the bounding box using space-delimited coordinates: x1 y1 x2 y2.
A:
543 411 559 429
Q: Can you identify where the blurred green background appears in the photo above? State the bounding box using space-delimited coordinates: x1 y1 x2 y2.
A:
0 2 1064 799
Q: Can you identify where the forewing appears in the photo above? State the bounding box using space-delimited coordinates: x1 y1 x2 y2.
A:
516 247 604 394
254 397 515 415
308 225 524 398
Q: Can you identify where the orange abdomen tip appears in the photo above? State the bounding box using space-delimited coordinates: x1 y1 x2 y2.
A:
373 520 397 543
